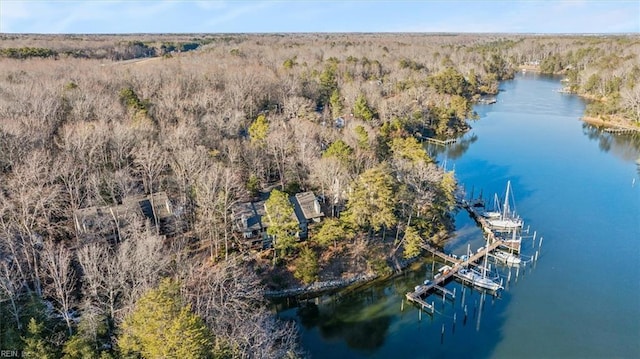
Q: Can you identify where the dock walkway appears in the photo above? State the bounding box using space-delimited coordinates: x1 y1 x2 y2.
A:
406 198 510 311
424 137 457 146
406 239 502 311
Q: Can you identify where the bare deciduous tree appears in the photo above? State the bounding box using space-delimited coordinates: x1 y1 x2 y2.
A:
266 117 296 189
41 241 76 333
117 220 168 315
131 140 167 232
184 257 302 358
0 258 25 329
621 86 640 122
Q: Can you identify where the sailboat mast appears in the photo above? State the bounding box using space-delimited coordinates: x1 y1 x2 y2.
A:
482 238 491 278
502 181 511 219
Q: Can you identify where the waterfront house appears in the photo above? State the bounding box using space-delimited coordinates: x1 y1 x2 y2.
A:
232 199 268 246
291 191 324 240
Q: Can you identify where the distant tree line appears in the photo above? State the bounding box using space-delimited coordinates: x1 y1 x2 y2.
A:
0 38 206 61
0 47 57 59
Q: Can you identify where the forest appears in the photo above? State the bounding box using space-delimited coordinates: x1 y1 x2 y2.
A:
0 33 638 358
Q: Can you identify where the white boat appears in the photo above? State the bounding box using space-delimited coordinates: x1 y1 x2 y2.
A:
492 250 521 265
489 217 523 230
481 193 502 219
457 268 503 291
457 243 503 291
487 180 523 230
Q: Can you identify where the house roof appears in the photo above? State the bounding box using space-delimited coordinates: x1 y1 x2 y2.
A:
294 191 324 220
73 192 173 234
232 200 267 233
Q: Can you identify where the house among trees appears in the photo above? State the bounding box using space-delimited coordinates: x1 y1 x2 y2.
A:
292 192 324 223
73 192 174 239
290 191 324 240
232 199 268 248
232 191 324 246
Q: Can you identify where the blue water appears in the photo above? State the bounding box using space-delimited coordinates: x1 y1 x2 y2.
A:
280 73 640 358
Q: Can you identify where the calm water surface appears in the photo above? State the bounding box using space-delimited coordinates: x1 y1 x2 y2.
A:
278 73 640 358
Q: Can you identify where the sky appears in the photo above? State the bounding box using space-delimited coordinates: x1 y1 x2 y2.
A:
0 0 638 34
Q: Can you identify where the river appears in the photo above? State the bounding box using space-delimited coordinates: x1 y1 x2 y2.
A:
277 73 640 358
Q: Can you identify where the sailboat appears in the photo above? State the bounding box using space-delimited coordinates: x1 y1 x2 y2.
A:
487 180 523 231
457 243 503 291
481 193 502 219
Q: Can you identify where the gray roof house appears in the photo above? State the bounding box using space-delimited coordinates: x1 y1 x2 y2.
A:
232 191 324 246
290 191 324 240
232 200 267 240
293 191 324 223
73 192 174 239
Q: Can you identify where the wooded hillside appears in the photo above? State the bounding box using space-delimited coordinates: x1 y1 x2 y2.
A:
0 33 637 358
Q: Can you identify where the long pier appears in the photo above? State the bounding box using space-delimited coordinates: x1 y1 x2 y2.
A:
603 127 638 134
424 137 457 146
460 199 523 253
405 198 510 311
406 239 502 311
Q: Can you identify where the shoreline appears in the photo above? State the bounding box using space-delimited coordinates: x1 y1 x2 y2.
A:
264 253 432 299
264 273 379 298
518 65 541 73
517 65 638 132
265 232 449 299
581 115 640 133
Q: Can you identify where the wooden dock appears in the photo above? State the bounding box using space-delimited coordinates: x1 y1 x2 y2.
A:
603 127 638 134
460 200 522 252
406 198 513 310
424 137 457 146
406 239 502 311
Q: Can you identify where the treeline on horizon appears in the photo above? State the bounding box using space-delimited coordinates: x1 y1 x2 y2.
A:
2 33 638 122
0 33 638 358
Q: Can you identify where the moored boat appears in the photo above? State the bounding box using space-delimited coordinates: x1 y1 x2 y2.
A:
488 217 523 230
457 267 503 291
481 193 502 219
492 250 521 265
457 243 503 291
487 180 523 231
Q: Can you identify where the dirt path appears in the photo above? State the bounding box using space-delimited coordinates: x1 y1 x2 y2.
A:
101 56 163 67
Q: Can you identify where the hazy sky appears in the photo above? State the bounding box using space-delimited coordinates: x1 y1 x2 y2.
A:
1 0 638 34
